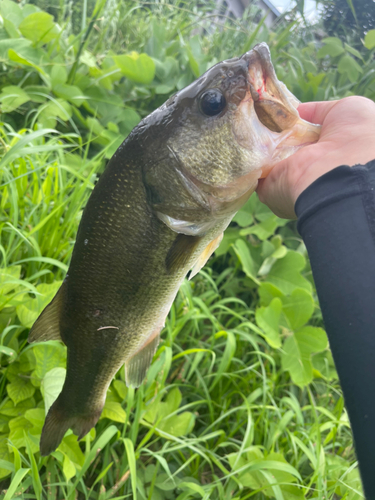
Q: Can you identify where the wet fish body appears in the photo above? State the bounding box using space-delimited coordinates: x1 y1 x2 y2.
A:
28 43 320 455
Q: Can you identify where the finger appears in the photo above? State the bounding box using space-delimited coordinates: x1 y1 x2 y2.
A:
297 100 339 124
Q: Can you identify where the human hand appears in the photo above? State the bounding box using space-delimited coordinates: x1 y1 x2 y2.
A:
256 96 375 219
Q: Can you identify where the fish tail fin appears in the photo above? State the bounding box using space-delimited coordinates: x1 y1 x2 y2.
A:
40 396 102 456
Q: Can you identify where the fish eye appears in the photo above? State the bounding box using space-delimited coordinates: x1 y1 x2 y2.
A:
199 89 226 117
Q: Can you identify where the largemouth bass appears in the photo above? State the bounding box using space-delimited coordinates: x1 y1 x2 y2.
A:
29 43 320 455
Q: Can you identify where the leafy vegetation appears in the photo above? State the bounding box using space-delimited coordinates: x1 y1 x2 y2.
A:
322 0 375 40
0 0 374 498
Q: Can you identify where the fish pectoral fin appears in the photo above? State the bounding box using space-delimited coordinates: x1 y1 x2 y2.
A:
189 233 223 280
125 331 161 388
28 281 66 343
165 233 202 274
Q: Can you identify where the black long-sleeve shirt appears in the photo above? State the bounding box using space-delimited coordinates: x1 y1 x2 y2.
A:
296 161 375 500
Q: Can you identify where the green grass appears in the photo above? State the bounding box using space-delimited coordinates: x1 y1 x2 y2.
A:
0 124 361 499
0 0 373 498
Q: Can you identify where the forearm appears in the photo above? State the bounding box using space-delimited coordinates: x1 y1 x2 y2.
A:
296 161 375 500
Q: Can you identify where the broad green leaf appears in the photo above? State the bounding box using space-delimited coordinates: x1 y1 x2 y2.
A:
240 215 279 241
228 449 299 496
267 251 311 295
344 43 363 61
186 45 200 77
158 411 195 437
255 298 282 348
105 387 121 404
114 52 155 84
154 83 174 95
63 454 76 481
6 360 33 383
155 472 179 491
7 377 35 405
338 54 363 83
233 209 253 228
19 12 59 44
216 227 240 257
119 108 141 133
42 367 66 414
0 86 30 112
113 380 127 400
8 416 32 448
53 84 86 106
326 455 362 498
282 288 314 330
0 397 35 417
317 38 344 58
23 85 48 103
279 485 305 500
59 434 85 466
24 408 44 433
258 282 284 306
3 17 20 38
0 0 24 27
143 388 195 437
0 346 16 359
33 342 66 380
8 48 47 76
0 438 13 479
80 50 96 67
282 326 328 386
233 239 258 283
179 481 206 497
312 351 337 380
0 266 21 295
18 350 36 373
51 65 68 87
101 401 126 423
153 56 178 81
38 99 72 128
228 447 263 489
86 117 104 136
16 281 62 328
364 30 375 50
0 38 31 55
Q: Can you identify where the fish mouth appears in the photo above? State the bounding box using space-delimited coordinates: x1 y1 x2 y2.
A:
239 43 320 174
244 43 300 133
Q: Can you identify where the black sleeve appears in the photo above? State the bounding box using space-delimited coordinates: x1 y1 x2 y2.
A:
295 161 375 500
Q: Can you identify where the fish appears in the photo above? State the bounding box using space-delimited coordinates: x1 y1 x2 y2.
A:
28 42 320 456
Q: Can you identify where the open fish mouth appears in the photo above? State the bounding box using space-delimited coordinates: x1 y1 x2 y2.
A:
236 43 320 174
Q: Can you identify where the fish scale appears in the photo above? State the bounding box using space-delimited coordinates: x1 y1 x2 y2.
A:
28 43 320 455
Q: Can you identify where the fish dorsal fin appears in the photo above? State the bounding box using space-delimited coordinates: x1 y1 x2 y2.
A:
28 282 66 343
125 331 160 388
165 233 202 274
189 233 223 280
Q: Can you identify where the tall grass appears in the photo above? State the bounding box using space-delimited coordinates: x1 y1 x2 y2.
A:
0 0 372 498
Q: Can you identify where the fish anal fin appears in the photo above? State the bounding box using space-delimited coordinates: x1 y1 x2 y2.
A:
125 331 160 388
165 233 202 274
189 233 223 280
28 281 67 343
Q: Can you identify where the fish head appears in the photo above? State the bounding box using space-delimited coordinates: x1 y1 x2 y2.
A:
133 43 320 233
